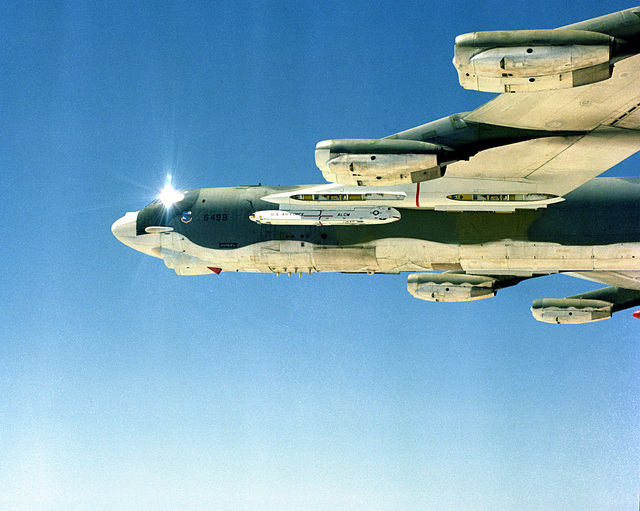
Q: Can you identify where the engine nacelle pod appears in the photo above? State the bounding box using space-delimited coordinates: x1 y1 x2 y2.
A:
453 29 614 93
315 138 448 186
407 273 497 302
531 298 613 324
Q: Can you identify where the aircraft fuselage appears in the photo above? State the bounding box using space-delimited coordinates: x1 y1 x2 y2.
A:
112 177 640 277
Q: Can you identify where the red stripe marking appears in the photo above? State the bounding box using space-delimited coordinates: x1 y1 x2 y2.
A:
416 182 421 208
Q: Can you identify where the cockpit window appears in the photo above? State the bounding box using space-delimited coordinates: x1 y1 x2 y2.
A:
147 189 189 208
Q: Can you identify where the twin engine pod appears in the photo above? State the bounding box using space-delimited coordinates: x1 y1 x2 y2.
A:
453 29 616 93
531 298 613 324
315 138 451 186
407 273 498 302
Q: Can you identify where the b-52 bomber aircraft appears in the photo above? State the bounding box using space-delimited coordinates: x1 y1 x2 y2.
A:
113 7 640 324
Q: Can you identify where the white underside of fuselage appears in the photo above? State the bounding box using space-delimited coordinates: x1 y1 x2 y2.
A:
150 231 640 277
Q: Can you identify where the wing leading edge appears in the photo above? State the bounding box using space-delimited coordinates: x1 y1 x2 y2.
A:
317 7 640 201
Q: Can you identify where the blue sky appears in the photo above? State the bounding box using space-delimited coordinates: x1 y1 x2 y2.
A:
1 1 638 509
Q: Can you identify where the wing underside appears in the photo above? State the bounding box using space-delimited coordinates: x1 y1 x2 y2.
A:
456 51 640 195
568 270 640 290
316 8 640 199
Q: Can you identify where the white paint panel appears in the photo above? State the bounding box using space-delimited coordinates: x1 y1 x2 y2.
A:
446 136 582 180
162 232 640 276
446 127 640 196
525 127 640 195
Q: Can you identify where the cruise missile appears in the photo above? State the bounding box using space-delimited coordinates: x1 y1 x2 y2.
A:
249 207 400 226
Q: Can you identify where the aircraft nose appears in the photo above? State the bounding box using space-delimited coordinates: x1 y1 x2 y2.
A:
111 211 138 244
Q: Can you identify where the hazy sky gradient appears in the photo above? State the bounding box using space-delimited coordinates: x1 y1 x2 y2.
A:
1 1 639 509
